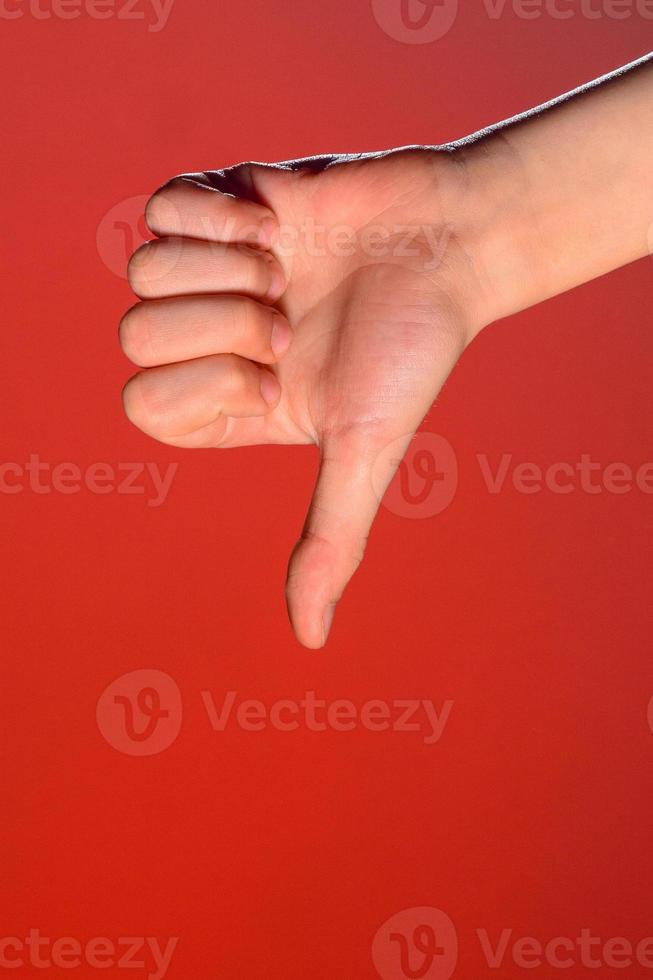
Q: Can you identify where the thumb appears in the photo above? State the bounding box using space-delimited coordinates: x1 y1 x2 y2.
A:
285 430 414 649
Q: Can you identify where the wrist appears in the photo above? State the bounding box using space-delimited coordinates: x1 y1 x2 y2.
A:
395 145 523 339
446 54 653 331
442 138 541 329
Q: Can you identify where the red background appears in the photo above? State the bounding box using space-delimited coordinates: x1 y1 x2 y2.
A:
2 2 652 977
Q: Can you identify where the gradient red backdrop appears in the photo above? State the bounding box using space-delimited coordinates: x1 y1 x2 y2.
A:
2 2 652 977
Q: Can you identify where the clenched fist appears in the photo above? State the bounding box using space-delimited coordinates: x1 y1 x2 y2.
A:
120 149 490 647
119 54 653 646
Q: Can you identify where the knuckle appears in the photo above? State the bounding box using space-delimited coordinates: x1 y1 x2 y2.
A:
121 375 146 429
222 355 248 395
127 241 156 294
246 302 269 352
122 373 163 435
265 305 278 347
128 238 182 295
118 305 156 366
144 191 169 233
224 295 248 338
244 249 269 295
146 174 190 208
306 519 368 568
118 307 138 359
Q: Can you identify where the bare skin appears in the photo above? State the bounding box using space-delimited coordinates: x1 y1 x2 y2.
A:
120 52 652 649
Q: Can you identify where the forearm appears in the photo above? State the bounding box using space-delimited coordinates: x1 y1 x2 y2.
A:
455 52 653 324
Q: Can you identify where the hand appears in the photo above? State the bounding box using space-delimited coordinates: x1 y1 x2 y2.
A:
120 55 652 648
120 148 492 647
